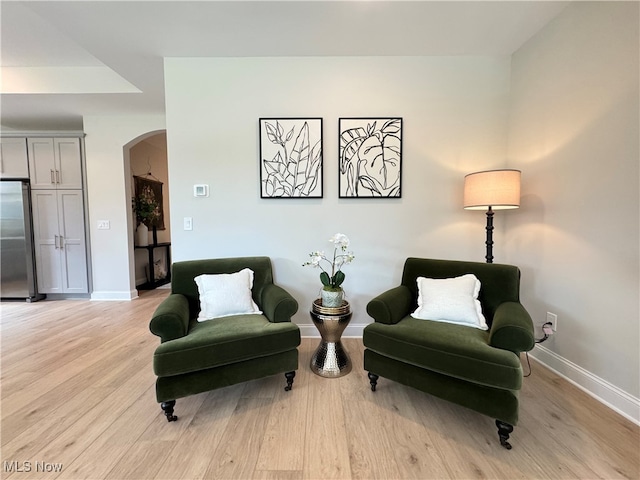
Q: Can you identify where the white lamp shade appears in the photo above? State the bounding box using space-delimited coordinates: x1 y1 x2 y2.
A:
463 169 521 210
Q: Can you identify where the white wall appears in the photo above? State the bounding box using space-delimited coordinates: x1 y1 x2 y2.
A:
164 56 512 331
83 115 165 299
506 2 639 416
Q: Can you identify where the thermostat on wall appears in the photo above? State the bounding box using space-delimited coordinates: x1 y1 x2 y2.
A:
193 184 209 197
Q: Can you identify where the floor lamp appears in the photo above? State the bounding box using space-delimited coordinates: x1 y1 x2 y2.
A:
463 169 521 263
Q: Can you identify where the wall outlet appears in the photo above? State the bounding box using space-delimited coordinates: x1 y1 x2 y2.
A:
97 220 110 230
546 312 558 332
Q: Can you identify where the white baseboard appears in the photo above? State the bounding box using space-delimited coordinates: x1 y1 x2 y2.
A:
530 344 640 425
300 323 367 339
90 290 138 301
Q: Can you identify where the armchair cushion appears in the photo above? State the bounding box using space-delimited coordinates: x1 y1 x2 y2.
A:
364 317 523 390
411 274 488 330
154 314 300 377
194 268 262 321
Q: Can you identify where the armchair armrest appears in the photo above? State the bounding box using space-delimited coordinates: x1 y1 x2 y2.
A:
489 302 535 353
149 294 191 343
261 283 298 323
366 285 413 325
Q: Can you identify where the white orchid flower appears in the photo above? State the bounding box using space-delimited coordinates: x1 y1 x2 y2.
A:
302 251 325 267
329 233 350 249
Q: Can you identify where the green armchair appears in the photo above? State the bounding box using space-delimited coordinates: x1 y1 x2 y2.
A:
363 258 534 449
149 257 300 422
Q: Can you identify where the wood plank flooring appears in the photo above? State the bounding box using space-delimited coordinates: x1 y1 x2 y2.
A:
1 290 638 479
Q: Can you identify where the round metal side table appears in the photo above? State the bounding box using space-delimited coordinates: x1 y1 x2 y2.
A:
309 299 352 377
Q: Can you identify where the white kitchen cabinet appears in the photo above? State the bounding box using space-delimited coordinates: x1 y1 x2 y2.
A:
0 137 29 178
28 137 83 189
31 189 88 294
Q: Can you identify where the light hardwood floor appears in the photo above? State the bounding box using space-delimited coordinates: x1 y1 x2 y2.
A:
1 290 638 480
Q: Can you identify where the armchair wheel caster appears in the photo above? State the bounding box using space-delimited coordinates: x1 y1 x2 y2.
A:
284 371 296 391
496 420 513 449
161 401 178 422
368 372 379 392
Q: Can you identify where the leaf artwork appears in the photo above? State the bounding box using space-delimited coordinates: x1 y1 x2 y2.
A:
339 118 402 198
260 119 323 198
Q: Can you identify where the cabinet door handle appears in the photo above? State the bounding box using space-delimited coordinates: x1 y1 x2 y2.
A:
59 235 64 250
54 235 59 249
51 169 55 184
55 170 60 184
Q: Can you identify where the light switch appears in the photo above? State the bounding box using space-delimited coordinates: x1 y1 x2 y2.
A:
97 220 110 230
184 217 193 230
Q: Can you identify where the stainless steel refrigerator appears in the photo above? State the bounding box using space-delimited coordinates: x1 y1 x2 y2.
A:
0 180 44 301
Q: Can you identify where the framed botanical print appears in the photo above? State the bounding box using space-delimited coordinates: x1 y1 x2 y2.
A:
133 175 164 229
259 118 323 198
338 117 402 198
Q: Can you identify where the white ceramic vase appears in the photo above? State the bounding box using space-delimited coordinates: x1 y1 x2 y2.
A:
136 223 149 246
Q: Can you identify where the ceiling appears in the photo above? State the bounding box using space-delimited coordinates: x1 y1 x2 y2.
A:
0 0 569 131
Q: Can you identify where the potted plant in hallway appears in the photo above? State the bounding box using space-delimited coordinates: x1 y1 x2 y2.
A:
303 233 355 307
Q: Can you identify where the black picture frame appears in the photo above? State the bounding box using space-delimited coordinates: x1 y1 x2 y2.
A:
133 175 165 229
338 117 402 198
259 118 323 198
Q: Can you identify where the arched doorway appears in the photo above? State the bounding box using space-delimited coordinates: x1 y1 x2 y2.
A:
125 131 171 292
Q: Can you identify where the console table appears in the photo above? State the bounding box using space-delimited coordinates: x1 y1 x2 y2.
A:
135 242 171 290
309 299 352 377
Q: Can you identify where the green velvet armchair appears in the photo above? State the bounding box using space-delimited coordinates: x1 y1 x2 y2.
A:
363 258 534 449
149 257 300 422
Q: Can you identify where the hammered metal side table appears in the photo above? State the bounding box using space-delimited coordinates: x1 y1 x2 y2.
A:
309 299 352 377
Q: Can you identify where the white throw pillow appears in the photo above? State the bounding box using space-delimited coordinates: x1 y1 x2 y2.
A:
411 274 488 330
194 268 262 321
